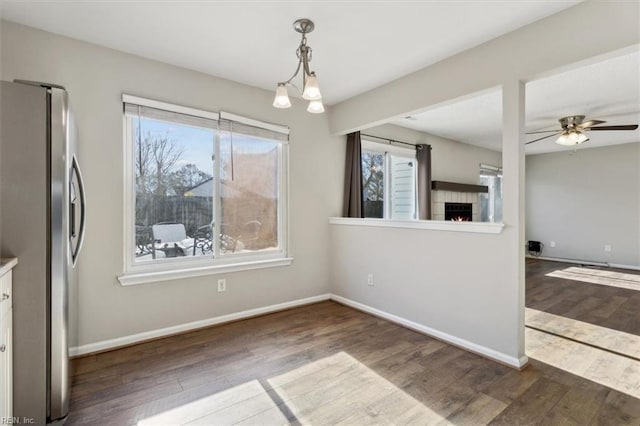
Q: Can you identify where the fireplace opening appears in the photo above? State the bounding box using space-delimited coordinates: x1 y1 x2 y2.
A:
445 202 472 221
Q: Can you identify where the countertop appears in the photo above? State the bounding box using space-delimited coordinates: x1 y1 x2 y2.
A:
0 257 18 276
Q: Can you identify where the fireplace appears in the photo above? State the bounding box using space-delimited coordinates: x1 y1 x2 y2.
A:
445 202 472 221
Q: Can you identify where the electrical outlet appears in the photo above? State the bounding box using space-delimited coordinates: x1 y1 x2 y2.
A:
550 241 556 248
217 279 227 292
605 245 612 252
367 274 374 286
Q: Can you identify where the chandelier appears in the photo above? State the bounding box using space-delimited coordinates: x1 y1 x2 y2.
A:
273 19 324 113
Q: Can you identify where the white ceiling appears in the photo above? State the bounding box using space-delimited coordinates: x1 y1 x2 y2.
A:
394 50 640 154
1 0 580 105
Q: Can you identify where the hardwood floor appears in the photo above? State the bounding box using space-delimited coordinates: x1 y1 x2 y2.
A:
526 258 640 336
68 301 640 425
526 308 640 361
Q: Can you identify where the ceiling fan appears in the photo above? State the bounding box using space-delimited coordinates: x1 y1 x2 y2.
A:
526 115 638 146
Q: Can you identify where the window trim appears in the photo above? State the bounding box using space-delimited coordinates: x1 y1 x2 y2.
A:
122 94 220 121
361 139 418 220
118 257 295 286
479 163 503 223
119 95 290 284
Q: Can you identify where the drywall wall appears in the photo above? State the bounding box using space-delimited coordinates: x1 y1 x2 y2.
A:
328 1 637 366
1 21 344 348
365 123 502 184
331 81 527 365
526 142 640 266
330 223 519 362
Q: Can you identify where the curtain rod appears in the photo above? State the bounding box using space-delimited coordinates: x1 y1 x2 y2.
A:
360 133 425 150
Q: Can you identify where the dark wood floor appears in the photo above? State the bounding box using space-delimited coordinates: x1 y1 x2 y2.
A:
68 301 640 425
526 258 640 336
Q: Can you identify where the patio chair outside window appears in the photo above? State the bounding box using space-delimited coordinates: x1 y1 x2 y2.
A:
152 223 194 259
193 221 214 255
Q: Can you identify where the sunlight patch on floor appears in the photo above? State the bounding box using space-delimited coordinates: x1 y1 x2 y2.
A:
525 308 640 359
266 351 446 425
137 380 284 425
546 266 640 291
138 351 444 425
526 328 640 399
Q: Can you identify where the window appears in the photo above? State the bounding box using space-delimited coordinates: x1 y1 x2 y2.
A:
361 140 417 220
479 164 503 223
123 96 288 278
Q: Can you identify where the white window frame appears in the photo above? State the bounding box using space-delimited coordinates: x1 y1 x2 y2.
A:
479 163 503 223
361 139 418 220
119 95 291 285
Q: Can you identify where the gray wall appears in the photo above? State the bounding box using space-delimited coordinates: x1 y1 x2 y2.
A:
330 224 521 360
1 21 344 349
2 0 637 369
526 142 640 266
330 85 528 365
327 1 638 367
366 123 502 184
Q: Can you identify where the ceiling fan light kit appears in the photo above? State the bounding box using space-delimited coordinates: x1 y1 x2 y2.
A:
556 130 589 146
273 18 324 114
526 114 638 146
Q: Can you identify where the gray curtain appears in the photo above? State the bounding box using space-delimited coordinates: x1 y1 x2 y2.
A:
416 144 432 220
343 132 363 218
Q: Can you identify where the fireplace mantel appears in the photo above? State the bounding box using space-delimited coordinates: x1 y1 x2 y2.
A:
432 181 488 193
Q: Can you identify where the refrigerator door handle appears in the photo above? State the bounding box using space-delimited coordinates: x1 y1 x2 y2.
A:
70 181 77 238
71 155 86 266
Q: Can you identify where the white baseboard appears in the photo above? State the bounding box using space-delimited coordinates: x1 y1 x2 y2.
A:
527 255 640 271
608 263 640 271
71 292 528 370
331 294 528 369
526 255 609 266
69 293 331 357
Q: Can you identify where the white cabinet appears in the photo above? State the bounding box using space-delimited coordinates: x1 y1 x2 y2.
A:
0 267 13 421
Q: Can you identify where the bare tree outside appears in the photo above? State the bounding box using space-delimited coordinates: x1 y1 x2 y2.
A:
169 164 211 195
135 131 153 194
151 135 184 196
362 152 384 201
135 130 185 195
134 128 212 232
362 151 384 217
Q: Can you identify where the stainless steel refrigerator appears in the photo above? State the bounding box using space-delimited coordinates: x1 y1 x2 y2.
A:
1 80 86 424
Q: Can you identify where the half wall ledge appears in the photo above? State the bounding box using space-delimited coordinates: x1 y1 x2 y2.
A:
328 217 504 234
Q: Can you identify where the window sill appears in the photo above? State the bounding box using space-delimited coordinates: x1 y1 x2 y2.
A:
118 257 294 286
328 217 504 234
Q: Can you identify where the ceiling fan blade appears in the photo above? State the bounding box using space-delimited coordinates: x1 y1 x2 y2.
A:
526 129 562 134
580 119 606 129
589 124 638 131
526 132 562 145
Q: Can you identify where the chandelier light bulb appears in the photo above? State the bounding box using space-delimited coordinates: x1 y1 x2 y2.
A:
272 84 291 109
302 73 322 101
307 100 325 114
